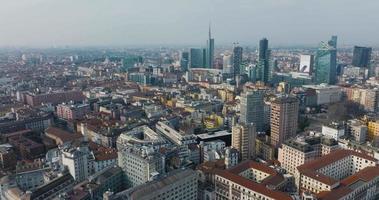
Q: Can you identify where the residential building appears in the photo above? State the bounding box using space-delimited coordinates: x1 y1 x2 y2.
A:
56 102 90 120
270 96 299 147
322 122 345 140
232 123 256 161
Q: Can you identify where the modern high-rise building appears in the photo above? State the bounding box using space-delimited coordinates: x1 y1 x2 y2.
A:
189 48 204 68
232 123 256 161
240 89 265 132
233 45 243 78
222 54 233 74
180 52 189 71
270 96 299 148
352 46 372 68
206 25 215 68
257 38 271 83
299 54 314 75
329 35 338 48
315 39 337 85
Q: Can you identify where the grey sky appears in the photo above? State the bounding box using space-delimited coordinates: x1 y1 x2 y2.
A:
0 0 378 47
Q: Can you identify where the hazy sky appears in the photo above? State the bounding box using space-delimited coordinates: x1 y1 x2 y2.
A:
0 0 378 47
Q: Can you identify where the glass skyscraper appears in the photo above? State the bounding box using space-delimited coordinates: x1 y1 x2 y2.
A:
257 38 271 83
233 46 243 78
206 26 215 68
240 89 265 132
180 52 189 71
315 41 337 85
189 48 204 68
352 46 372 68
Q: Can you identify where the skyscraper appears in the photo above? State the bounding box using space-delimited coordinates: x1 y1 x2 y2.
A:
232 123 256 161
329 35 338 48
189 48 204 68
270 96 299 148
352 46 372 68
257 38 271 83
180 52 189 71
233 45 243 78
206 25 215 68
240 89 265 132
315 40 337 85
222 54 233 74
299 54 314 75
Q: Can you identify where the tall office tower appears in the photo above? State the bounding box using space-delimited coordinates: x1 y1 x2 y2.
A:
257 38 270 83
315 40 337 84
223 54 233 74
299 54 314 75
206 25 215 68
189 48 204 68
240 89 265 132
270 96 299 148
202 48 207 67
233 46 243 78
180 52 189 71
329 35 338 48
352 46 372 68
232 123 256 161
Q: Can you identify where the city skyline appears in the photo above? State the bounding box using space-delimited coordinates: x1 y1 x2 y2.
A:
0 0 379 47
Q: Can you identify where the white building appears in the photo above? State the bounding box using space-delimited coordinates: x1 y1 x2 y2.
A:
303 84 342 105
61 143 90 182
347 119 368 144
322 122 345 140
299 54 314 74
109 169 197 200
118 147 165 188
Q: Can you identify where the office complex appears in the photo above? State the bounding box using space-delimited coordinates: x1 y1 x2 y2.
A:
108 169 197 200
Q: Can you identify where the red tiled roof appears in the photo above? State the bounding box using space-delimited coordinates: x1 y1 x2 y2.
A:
228 160 277 176
45 127 83 145
297 149 376 172
215 169 292 200
316 166 379 200
88 142 117 161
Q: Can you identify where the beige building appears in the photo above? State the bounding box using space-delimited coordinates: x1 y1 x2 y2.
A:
278 135 339 176
296 149 379 199
270 96 299 147
232 123 256 161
